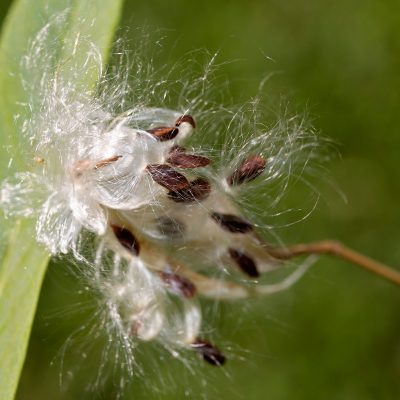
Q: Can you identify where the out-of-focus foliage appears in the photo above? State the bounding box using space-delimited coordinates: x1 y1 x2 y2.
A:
0 0 398 399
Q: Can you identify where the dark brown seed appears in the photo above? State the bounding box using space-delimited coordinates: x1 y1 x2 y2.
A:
94 155 122 169
211 212 253 234
167 178 211 203
156 216 186 238
191 339 226 366
159 271 197 298
147 126 179 141
167 152 211 169
111 225 140 256
227 155 266 186
169 145 186 154
147 164 190 191
228 248 259 277
175 114 196 128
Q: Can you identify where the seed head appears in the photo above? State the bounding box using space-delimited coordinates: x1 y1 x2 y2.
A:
0 16 322 389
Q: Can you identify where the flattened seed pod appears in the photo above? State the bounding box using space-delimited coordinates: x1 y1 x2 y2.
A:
147 164 190 191
167 178 211 203
228 155 266 186
155 216 186 238
147 126 179 141
167 152 211 168
175 114 196 128
111 225 140 256
191 339 226 366
159 271 197 298
228 248 260 277
211 212 253 233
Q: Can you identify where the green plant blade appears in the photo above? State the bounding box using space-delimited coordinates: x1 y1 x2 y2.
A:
0 1 123 399
0 220 49 400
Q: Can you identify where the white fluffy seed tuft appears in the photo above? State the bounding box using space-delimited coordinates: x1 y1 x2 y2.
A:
0 14 327 392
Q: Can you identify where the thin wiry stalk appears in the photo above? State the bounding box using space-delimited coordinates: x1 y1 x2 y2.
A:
266 241 400 286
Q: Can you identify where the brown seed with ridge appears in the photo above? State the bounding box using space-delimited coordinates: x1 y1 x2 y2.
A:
111 225 140 256
156 216 186 238
159 271 197 298
167 152 210 169
228 248 259 277
147 164 190 191
147 126 179 141
169 145 186 154
167 177 211 203
211 212 253 233
228 155 266 186
175 114 196 128
191 339 226 366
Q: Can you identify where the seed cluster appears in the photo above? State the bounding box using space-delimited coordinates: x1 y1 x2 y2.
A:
1 99 315 368
89 114 276 365
0 16 323 389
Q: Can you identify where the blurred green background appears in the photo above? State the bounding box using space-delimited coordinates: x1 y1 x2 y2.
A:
1 0 400 398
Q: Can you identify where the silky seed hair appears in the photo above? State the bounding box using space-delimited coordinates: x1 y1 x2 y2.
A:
0 15 325 392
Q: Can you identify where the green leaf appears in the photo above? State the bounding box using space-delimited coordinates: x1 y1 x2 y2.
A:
0 1 123 399
0 220 49 400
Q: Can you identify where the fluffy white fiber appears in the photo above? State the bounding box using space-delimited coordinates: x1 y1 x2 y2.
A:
0 12 326 392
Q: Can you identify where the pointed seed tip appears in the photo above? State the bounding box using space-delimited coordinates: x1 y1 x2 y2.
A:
160 271 197 298
228 248 260 277
147 126 179 141
175 115 196 128
211 212 253 234
228 154 266 186
111 225 140 256
191 339 226 366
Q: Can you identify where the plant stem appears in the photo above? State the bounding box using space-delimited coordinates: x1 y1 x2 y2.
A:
266 240 400 286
